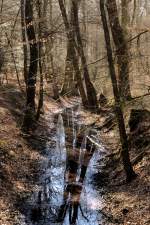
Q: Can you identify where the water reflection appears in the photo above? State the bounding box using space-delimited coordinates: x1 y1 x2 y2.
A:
55 108 102 225
23 105 104 225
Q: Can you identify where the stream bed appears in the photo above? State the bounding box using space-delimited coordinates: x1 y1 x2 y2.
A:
19 103 107 225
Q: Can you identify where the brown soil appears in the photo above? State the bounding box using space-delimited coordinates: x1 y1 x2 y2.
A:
0 84 149 225
78 99 150 225
0 84 60 225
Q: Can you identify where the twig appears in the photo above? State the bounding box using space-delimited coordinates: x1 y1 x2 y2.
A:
87 30 149 67
132 93 150 100
79 204 89 222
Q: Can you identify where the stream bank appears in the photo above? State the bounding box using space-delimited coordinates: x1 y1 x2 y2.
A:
17 98 109 225
0 86 149 225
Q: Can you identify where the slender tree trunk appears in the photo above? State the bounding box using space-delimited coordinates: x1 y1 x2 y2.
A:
22 0 38 131
58 0 88 107
61 40 74 95
100 0 136 182
25 0 38 108
5 32 23 92
21 0 28 86
36 46 43 120
0 47 4 85
81 0 88 58
106 0 132 101
121 0 131 34
71 0 99 111
50 51 60 99
36 0 44 121
49 0 59 99
61 1 75 96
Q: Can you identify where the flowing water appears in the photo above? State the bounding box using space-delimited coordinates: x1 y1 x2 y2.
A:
20 104 107 225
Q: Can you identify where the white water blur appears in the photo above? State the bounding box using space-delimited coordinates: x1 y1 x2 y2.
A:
20 108 105 225
48 113 104 225
72 108 77 149
56 114 66 159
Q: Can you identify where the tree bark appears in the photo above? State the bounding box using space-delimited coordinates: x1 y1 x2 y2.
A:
22 0 38 131
49 0 59 99
5 32 23 92
106 0 132 101
25 0 38 108
100 0 136 182
71 0 99 111
58 0 88 107
121 0 131 31
61 40 75 95
61 1 75 96
36 0 44 121
21 0 28 86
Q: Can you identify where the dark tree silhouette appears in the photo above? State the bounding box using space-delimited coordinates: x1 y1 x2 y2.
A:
106 0 132 101
22 0 38 131
100 0 136 182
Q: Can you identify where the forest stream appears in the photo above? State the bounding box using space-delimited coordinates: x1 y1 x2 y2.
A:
19 101 107 225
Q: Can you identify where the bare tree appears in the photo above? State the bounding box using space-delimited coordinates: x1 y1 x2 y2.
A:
49 0 60 99
21 0 28 86
36 0 44 120
58 0 89 107
71 0 99 111
22 0 38 131
106 0 132 101
60 0 75 96
100 0 136 182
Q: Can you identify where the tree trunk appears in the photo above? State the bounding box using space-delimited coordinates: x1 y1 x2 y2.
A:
121 0 131 32
81 0 88 58
61 41 75 95
61 1 75 96
36 0 44 121
22 0 38 131
0 47 4 85
5 32 23 92
49 0 59 99
58 0 88 107
106 0 132 101
71 0 99 111
100 0 136 182
21 0 28 86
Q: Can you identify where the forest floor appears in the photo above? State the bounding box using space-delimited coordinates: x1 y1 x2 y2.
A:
0 84 149 225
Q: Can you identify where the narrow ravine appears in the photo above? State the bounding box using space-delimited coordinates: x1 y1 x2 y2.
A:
19 103 107 225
